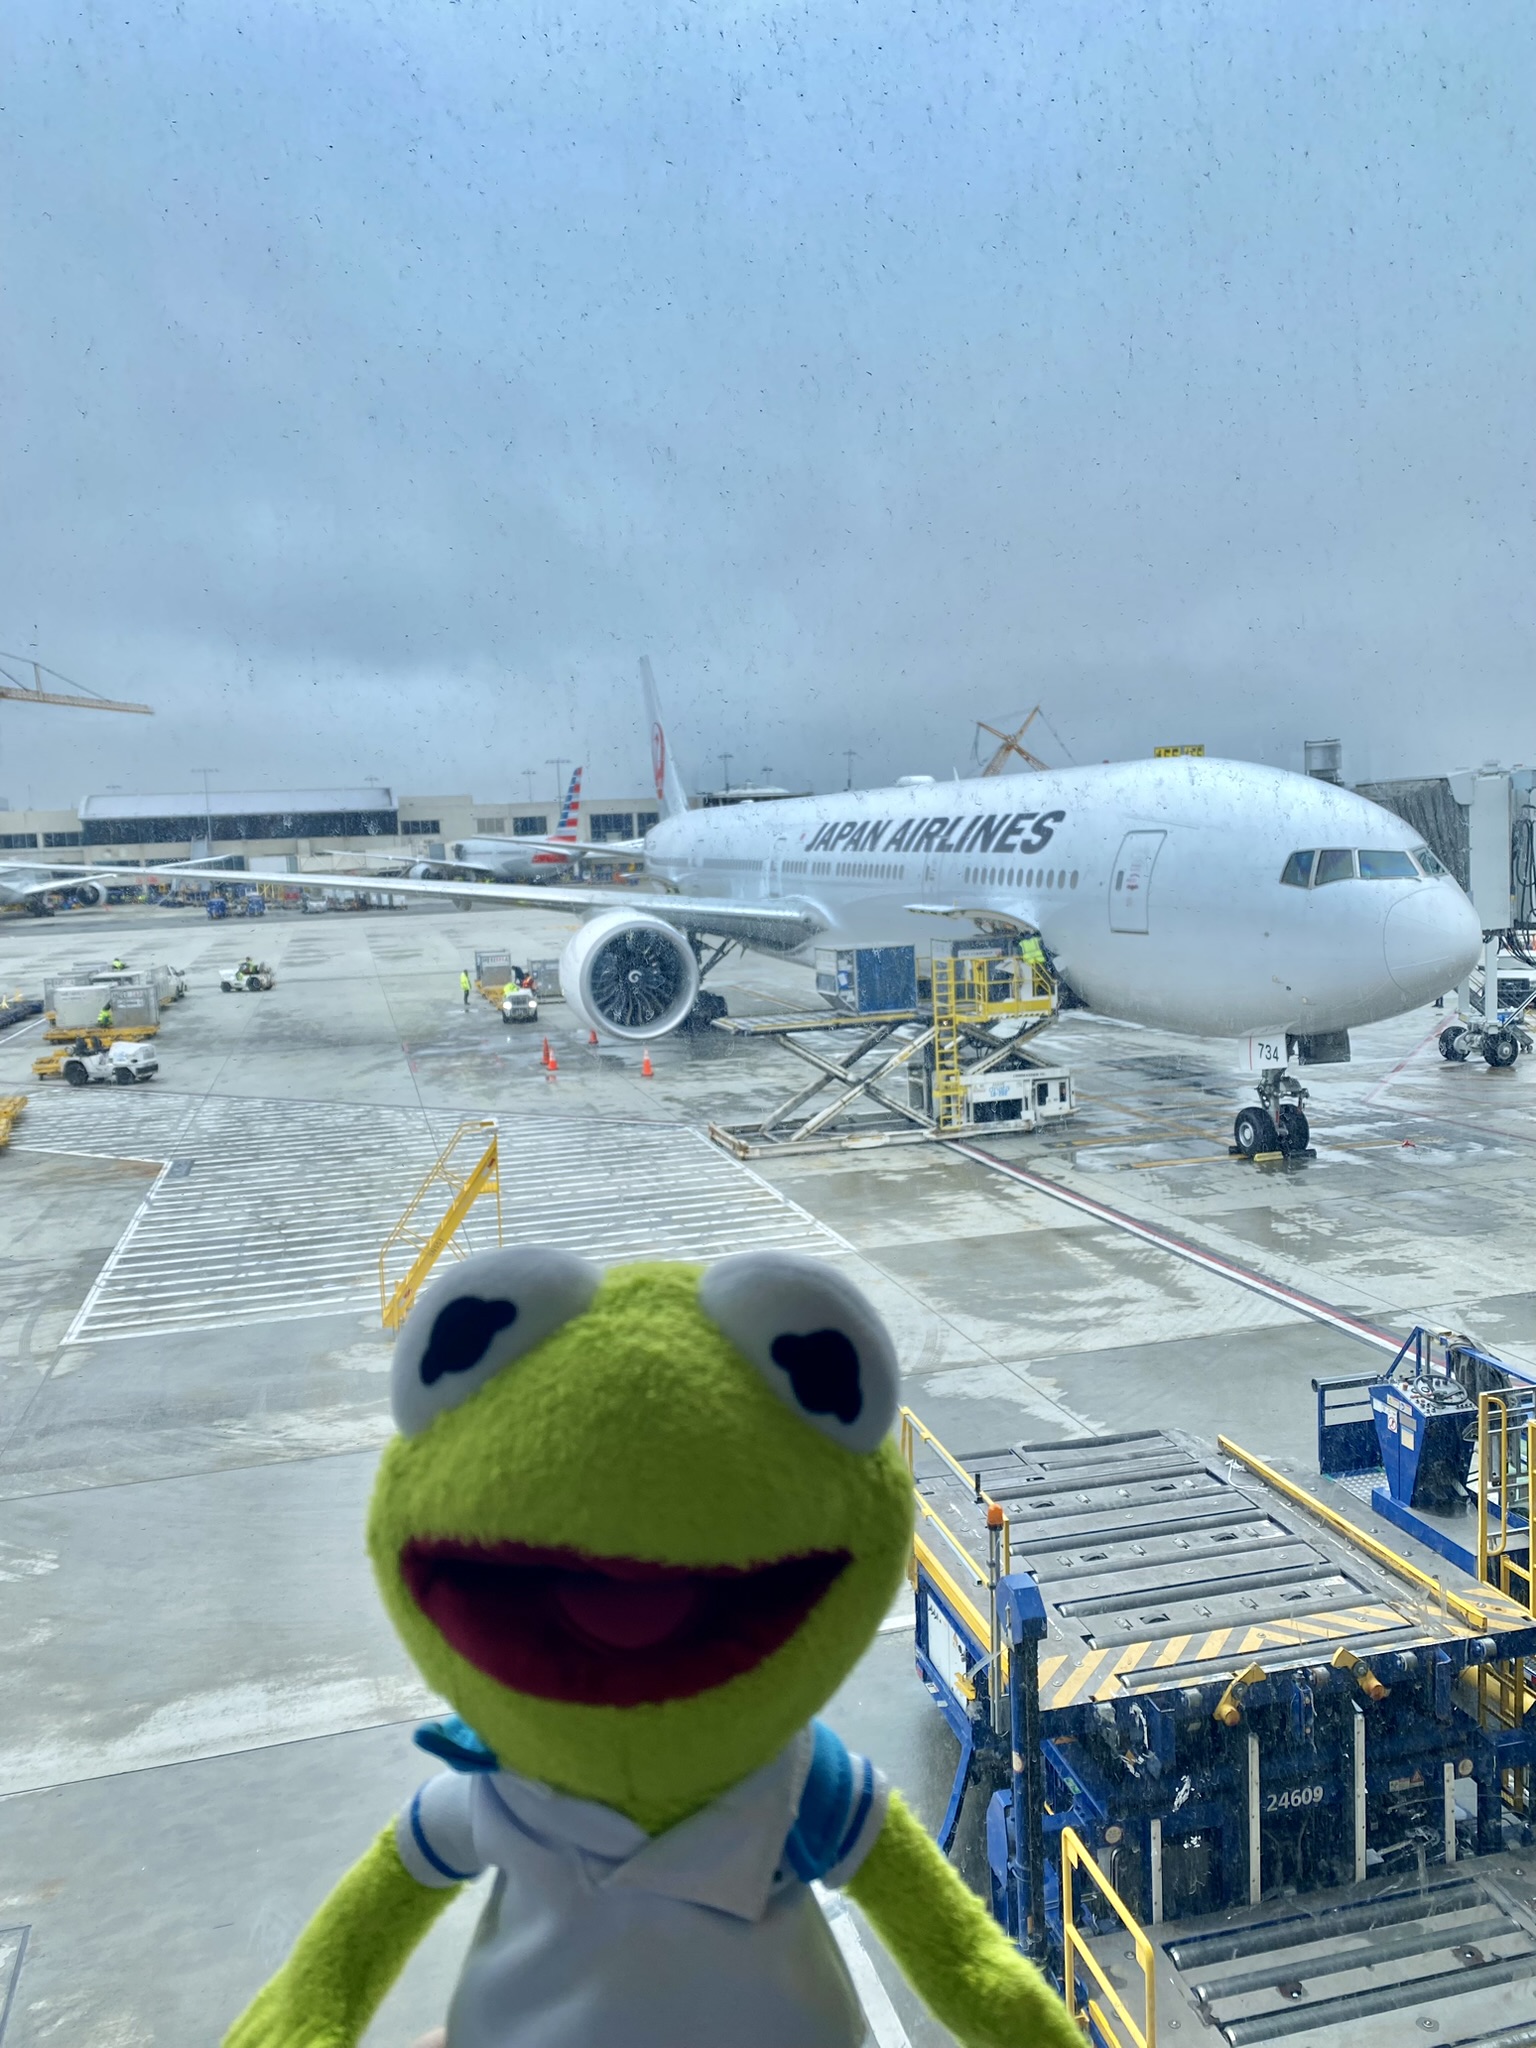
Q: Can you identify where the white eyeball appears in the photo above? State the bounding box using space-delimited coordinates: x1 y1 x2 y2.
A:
697 1253 898 1454
391 1246 601 1436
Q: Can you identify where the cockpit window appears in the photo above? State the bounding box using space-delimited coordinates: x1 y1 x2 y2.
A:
1314 848 1356 885
1413 844 1448 878
1357 849 1418 880
1280 850 1315 888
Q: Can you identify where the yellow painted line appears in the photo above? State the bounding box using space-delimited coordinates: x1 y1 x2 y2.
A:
1037 1653 1068 1690
1087 1642 1156 1698
1050 1648 1111 1709
1196 1627 1233 1661
1129 1153 1234 1169
1240 1623 1293 1653
1109 1641 1153 1680
1154 1634 1193 1668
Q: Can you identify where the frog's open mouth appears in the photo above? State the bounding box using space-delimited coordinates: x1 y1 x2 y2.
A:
400 1538 851 1706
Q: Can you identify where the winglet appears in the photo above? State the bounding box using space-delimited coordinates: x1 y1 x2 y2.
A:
640 657 689 819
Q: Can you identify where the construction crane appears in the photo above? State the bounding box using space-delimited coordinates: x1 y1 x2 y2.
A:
976 707 1048 775
0 654 153 717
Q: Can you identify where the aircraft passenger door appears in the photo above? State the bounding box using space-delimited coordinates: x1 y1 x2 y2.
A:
1109 830 1165 933
764 835 787 898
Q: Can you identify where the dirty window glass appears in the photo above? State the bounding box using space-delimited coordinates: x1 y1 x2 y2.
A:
1280 851 1315 888
1314 849 1356 885
1357 849 1417 880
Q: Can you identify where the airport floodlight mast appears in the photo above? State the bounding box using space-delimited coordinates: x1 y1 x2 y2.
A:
976 708 1050 776
719 753 733 792
193 767 218 849
843 749 857 790
547 757 569 802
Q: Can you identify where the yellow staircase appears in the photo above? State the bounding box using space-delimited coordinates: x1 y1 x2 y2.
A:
379 1119 503 1330
0 1094 26 1148
929 950 1054 1133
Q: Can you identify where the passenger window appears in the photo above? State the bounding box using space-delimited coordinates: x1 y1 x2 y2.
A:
1357 849 1417 880
1413 844 1448 878
1280 850 1315 887
1314 848 1356 885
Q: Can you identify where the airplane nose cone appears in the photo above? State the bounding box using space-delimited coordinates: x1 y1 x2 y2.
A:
1383 887 1481 1002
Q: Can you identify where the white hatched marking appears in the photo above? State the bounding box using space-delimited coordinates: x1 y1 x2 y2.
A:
14 1092 845 1342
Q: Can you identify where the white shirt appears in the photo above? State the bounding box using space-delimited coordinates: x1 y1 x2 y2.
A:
395 1725 888 2048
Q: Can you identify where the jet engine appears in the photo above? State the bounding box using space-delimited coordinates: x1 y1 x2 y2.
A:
71 880 107 907
561 910 700 1041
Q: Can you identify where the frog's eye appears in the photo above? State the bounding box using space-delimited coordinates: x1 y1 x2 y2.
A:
697 1252 897 1454
391 1247 601 1436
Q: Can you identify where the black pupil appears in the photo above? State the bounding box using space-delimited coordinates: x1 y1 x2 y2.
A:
421 1295 518 1385
769 1327 863 1425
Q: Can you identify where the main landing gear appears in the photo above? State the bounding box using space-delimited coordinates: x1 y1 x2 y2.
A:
1232 1066 1313 1160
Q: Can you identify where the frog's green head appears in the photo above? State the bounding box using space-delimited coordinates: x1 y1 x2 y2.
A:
368 1249 912 1831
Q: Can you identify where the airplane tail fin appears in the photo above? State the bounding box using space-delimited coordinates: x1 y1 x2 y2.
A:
640 656 690 819
552 766 582 843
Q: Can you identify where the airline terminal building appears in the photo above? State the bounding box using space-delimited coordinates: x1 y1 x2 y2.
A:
0 788 661 864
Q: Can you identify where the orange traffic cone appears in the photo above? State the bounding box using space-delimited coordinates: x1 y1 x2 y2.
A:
641 1047 654 1078
540 1036 552 1068
588 1029 599 1047
546 1049 558 1074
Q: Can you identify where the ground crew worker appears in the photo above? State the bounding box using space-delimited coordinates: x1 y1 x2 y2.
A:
96 998 114 1029
1018 934 1047 989
503 979 518 1003
111 956 127 972
460 969 472 1009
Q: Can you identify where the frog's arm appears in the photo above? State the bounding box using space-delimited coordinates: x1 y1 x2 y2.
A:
846 1793 1082 2048
224 1824 459 2048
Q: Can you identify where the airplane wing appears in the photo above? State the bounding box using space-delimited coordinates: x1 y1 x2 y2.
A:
0 860 134 898
102 860 826 950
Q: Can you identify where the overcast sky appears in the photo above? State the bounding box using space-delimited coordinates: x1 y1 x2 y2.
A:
2 0 1533 812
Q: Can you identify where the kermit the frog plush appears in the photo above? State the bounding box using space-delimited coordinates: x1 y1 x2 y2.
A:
225 1247 1079 2048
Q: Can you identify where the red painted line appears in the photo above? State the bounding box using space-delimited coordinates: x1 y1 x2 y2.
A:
950 1141 1403 1357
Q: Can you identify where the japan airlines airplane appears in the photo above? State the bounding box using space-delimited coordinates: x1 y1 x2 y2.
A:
107 665 1481 1142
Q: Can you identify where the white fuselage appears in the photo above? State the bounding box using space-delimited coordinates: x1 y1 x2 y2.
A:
643 758 1480 1038
443 840 575 883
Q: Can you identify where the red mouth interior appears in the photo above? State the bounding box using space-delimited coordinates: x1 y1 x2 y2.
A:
400 1537 850 1706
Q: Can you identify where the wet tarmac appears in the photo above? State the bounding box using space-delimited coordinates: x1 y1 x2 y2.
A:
2 897 1533 2045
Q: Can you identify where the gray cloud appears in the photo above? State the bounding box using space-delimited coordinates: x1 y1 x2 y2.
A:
2 0 1533 809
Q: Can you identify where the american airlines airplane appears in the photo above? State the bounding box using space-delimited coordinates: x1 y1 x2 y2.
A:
429 768 601 883
47 666 1482 1153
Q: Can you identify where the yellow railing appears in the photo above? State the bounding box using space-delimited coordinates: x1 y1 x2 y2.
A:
1474 1392 1535 1818
379 1120 502 1331
902 1405 1013 1697
928 951 1055 1132
1062 1826 1156 2047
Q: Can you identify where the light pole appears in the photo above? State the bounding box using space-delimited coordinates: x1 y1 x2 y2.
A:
719 753 733 793
193 767 217 851
522 771 537 804
547 757 570 805
843 749 857 791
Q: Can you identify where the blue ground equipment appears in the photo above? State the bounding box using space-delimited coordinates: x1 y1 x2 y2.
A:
1316 1327 1536 1579
813 944 918 1015
903 1413 1536 2041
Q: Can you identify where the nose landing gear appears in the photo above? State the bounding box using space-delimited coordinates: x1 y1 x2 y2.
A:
1232 1067 1314 1160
